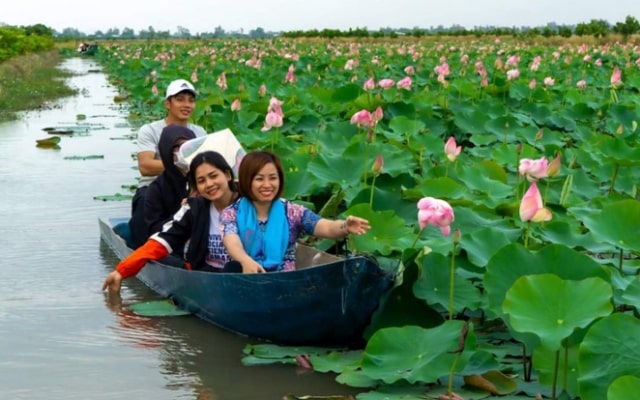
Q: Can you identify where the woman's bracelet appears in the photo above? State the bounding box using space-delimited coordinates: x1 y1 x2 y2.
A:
341 219 349 234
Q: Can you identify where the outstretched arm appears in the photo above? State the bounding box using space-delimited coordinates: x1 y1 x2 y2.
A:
313 215 371 239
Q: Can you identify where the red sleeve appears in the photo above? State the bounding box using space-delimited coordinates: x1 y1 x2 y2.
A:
116 239 169 278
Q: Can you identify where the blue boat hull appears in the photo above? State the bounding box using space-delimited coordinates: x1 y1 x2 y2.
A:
99 217 394 347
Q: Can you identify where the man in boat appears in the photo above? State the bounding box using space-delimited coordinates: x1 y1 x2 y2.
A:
128 79 207 249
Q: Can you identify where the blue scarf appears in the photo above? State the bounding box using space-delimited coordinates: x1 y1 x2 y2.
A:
236 197 289 271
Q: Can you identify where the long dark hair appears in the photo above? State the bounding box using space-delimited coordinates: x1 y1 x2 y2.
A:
186 151 236 194
237 150 284 200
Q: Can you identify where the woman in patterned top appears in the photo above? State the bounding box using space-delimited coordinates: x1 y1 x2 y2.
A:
103 151 239 293
220 150 371 274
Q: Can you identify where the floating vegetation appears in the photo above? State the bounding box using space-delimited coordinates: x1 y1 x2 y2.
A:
93 193 132 201
63 155 104 160
76 114 86 120
35 136 61 146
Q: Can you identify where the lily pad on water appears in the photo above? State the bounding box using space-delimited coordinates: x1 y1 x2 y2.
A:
93 193 133 201
36 136 61 148
63 155 105 160
127 299 191 317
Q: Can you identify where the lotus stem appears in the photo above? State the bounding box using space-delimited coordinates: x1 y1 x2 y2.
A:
369 175 376 208
563 346 568 392
552 350 559 400
411 227 425 249
619 248 623 273
524 222 531 249
449 240 456 320
609 163 619 195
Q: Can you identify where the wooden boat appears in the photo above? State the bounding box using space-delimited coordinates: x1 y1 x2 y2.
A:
99 216 395 347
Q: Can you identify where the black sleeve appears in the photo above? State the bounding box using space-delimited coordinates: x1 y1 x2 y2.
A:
153 202 194 253
144 182 166 235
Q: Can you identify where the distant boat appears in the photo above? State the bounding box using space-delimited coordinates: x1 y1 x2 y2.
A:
99 216 395 347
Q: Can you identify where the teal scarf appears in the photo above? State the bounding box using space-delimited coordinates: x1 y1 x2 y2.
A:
236 197 289 271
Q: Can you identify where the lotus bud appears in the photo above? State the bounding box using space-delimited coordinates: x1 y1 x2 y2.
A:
371 155 383 176
452 228 461 245
546 154 561 177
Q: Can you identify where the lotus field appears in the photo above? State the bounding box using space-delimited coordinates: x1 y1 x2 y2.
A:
97 38 640 399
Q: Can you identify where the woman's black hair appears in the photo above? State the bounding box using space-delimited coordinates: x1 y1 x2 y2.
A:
186 151 236 194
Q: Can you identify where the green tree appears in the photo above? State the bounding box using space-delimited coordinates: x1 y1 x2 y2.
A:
613 15 640 41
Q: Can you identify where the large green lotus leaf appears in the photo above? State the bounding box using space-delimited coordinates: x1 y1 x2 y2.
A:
355 383 432 400
607 375 640 400
307 148 364 187
308 350 363 373
484 243 610 318
317 120 355 153
364 250 444 340
128 299 191 317
580 199 640 253
331 83 361 103
596 135 640 166
566 102 596 121
413 251 484 313
388 115 426 139
484 115 523 141
607 103 638 133
349 175 417 220
336 366 380 388
461 227 518 268
411 176 468 200
547 113 578 132
533 344 580 397
566 169 608 203
456 167 513 207
578 314 640 400
365 142 419 179
503 274 612 351
282 155 319 198
344 203 416 256
360 321 476 384
620 276 640 311
460 350 501 376
453 109 489 135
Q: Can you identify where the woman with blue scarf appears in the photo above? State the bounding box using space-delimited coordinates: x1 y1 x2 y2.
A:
220 151 371 273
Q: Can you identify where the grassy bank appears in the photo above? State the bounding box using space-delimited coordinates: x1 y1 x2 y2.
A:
0 50 77 122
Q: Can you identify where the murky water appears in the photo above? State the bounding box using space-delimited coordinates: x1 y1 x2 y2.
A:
0 58 356 400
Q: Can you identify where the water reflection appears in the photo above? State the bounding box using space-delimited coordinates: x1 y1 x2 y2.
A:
100 239 359 399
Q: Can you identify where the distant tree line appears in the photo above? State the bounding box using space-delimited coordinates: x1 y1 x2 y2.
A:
3 15 639 45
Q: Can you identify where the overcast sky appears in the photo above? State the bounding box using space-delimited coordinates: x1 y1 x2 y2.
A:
2 0 638 34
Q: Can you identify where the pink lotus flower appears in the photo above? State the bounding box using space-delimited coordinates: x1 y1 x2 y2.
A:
151 84 158 96
543 77 555 86
372 106 383 123
216 72 227 91
610 66 622 88
363 78 375 91
268 96 284 116
191 69 198 83
576 80 587 90
404 65 415 75
350 110 374 127
529 79 537 90
230 98 241 112
396 77 412 90
285 64 296 83
378 79 395 89
506 69 520 80
444 136 461 162
261 111 283 131
258 83 267 98
519 182 552 222
519 157 549 181
417 197 455 236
